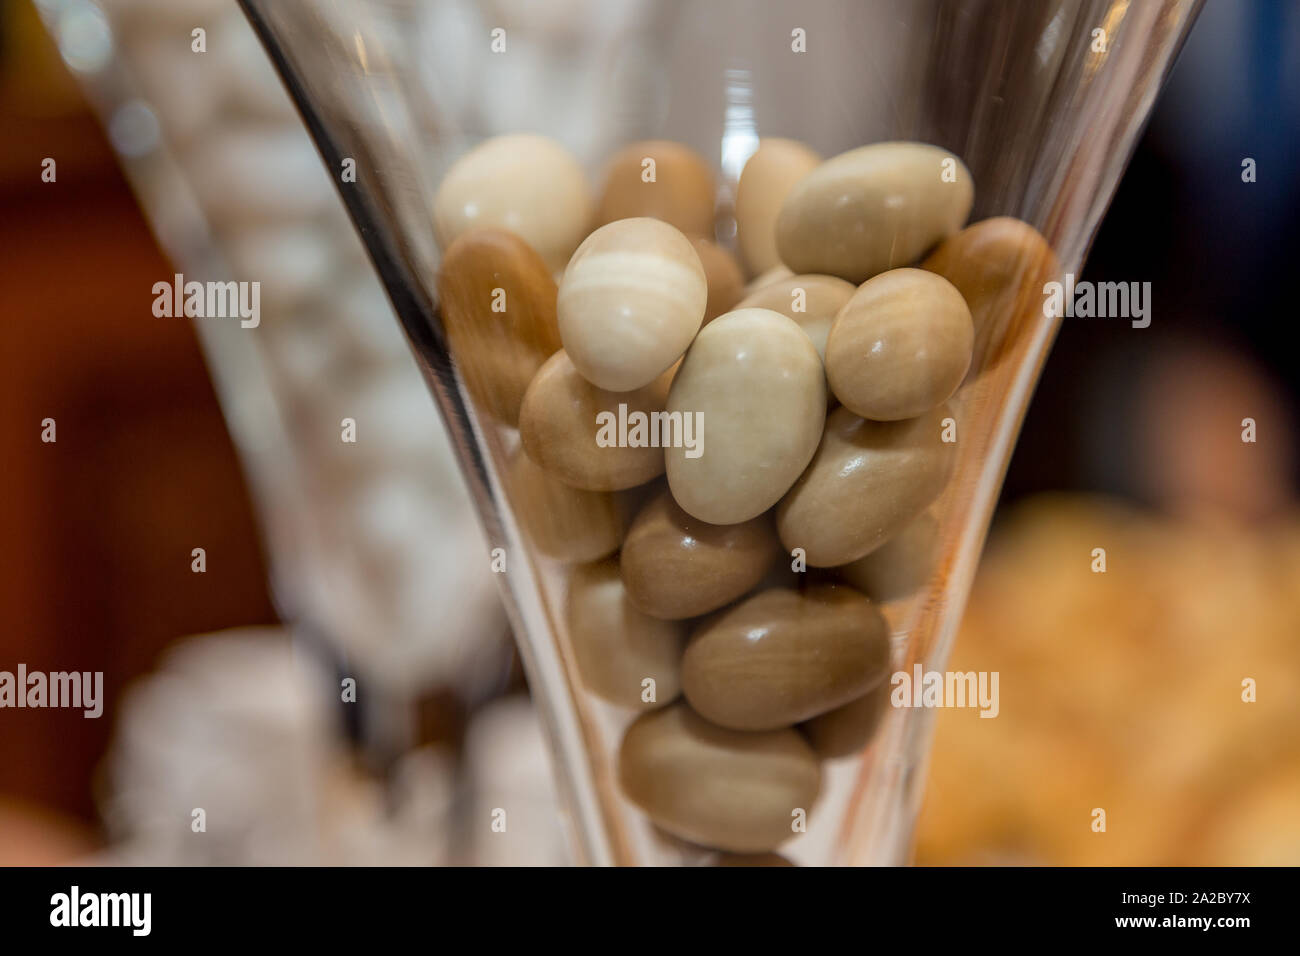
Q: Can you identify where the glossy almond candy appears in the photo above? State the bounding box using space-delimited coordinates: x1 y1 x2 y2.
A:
837 509 939 602
618 703 821 853
777 405 956 567
565 559 685 710
801 680 891 759
506 449 622 562
922 216 1060 373
736 273 855 363
665 308 825 525
692 238 745 324
596 140 716 237
735 138 821 275
434 134 593 273
558 218 707 392
518 351 672 491
437 228 562 424
776 142 974 284
825 268 973 421
682 584 890 731
621 488 778 620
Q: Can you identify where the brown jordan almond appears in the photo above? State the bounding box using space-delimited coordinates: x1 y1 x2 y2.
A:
681 584 890 731
800 680 892 760
776 404 956 567
595 140 716 237
518 351 673 491
565 559 685 710
825 267 973 421
437 228 562 425
735 137 821 275
618 703 821 853
837 509 940 603
620 488 778 620
506 449 622 563
921 216 1060 374
692 238 746 324
776 142 974 284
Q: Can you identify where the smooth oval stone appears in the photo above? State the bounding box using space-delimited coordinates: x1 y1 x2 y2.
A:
565 558 685 710
736 273 855 363
618 703 821 853
506 449 622 562
776 142 974 283
682 584 890 731
666 308 825 525
692 238 745 324
922 216 1060 373
801 680 891 759
825 267 973 420
434 134 593 273
558 218 707 392
596 140 716 237
437 228 562 425
518 350 672 491
777 405 956 566
735 138 821 275
621 488 778 620
837 509 939 602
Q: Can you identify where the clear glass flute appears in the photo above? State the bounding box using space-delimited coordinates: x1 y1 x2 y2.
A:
238 0 1199 865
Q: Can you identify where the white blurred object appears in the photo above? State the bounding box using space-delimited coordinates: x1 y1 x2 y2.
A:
463 697 571 866
68 0 511 703
98 629 456 865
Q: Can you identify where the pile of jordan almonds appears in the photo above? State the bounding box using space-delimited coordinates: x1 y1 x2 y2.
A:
434 133 1056 862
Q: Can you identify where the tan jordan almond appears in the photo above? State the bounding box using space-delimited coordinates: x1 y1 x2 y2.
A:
596 140 716 237
620 488 778 620
825 268 973 421
437 228 562 425
618 703 821 853
518 351 673 491
777 404 956 567
692 238 745 324
434 134 593 273
837 509 939 602
744 263 794 297
558 218 707 392
565 559 685 710
776 142 974 283
922 216 1060 374
735 138 822 275
682 584 890 731
506 449 622 563
666 308 825 525
800 680 891 759
736 273 856 363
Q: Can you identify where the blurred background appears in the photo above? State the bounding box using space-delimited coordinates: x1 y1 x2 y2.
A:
0 0 1297 865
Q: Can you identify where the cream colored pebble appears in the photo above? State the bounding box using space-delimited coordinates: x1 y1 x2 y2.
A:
735 138 821 275
825 267 973 420
665 308 825 525
557 218 707 392
434 134 593 273
618 703 821 853
776 142 973 283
